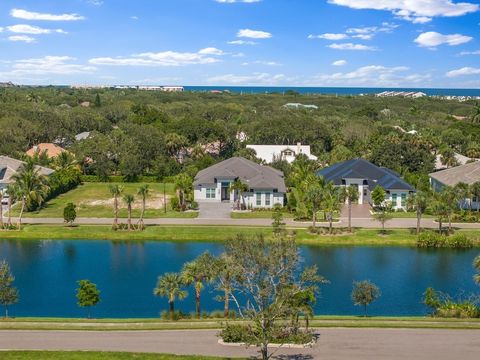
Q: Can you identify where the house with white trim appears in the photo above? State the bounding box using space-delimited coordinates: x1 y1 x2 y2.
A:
193 157 286 209
246 143 318 164
316 158 415 210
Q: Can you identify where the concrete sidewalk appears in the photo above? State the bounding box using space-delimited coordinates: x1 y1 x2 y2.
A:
0 328 479 359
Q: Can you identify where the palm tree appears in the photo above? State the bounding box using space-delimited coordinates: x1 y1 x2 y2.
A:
229 178 249 210
174 173 192 211
154 273 188 319
472 182 480 212
440 147 458 169
431 194 450 234
342 185 359 233
181 252 215 318
54 152 79 171
407 191 430 234
137 185 150 230
5 184 17 227
323 185 342 234
212 253 236 318
305 176 326 228
109 184 124 229
11 160 49 230
474 255 480 285
0 192 3 229
123 194 135 231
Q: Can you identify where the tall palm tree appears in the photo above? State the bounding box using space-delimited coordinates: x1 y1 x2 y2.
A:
440 147 458 169
213 253 236 318
472 182 480 213
181 252 215 318
54 152 79 171
5 184 17 227
342 185 359 233
229 178 249 210
322 185 342 234
123 194 135 231
109 184 124 229
407 191 430 234
11 160 49 229
154 272 188 319
174 173 192 211
305 176 326 228
137 185 150 230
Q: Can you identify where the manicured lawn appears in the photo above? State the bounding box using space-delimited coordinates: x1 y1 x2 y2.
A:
392 212 434 219
0 351 234 360
10 182 197 219
231 210 294 219
1 225 479 246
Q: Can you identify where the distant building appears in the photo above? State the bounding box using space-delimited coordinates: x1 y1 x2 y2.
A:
246 144 318 164
376 91 426 98
435 152 478 171
194 157 286 209
75 132 91 142
26 143 67 159
162 86 184 92
429 162 480 209
0 155 54 195
317 158 415 210
283 103 319 110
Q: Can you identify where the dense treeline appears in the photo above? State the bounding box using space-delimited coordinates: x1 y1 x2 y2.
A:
1 87 479 184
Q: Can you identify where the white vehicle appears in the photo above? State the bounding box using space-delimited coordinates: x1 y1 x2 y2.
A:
1 196 9 205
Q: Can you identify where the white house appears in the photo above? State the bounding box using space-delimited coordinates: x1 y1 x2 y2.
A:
193 157 286 209
317 158 416 210
246 143 318 164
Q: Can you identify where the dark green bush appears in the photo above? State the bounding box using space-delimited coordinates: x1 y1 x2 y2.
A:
417 232 473 248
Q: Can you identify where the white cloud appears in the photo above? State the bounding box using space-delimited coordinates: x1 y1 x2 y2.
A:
446 67 480 77
308 33 348 40
414 31 472 48
7 24 66 35
328 43 376 51
237 28 272 39
332 59 347 66
459 50 480 55
10 8 84 21
228 40 257 45
207 72 288 85
89 49 223 67
87 0 104 5
328 0 479 23
242 60 281 66
0 56 95 78
314 65 431 86
131 16 139 20
8 35 36 43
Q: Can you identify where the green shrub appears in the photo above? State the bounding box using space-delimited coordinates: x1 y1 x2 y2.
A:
423 287 480 318
170 196 180 211
417 232 473 248
220 323 314 344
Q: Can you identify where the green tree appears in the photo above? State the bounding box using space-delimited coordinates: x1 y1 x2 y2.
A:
305 176 326 228
224 233 326 360
271 203 286 236
342 185 359 233
371 186 386 207
54 152 79 172
76 280 100 319
407 191 430 234
212 253 237 318
439 147 458 169
94 93 102 107
11 159 50 229
431 194 450 234
181 252 215 318
123 194 135 231
63 202 77 226
423 287 440 315
137 185 150 230
474 255 480 285
0 260 19 318
323 185 343 234
174 173 193 211
109 184 124 229
351 280 381 317
472 182 480 213
229 178 249 210
154 273 187 319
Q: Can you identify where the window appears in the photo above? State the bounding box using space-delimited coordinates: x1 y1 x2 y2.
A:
401 193 407 207
206 188 216 199
256 192 262 206
265 192 271 206
392 193 397 205
283 150 294 156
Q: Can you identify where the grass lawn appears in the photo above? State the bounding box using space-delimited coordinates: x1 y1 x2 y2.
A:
1 225 480 246
231 210 294 219
1 316 480 331
10 183 197 219
392 212 435 219
0 351 234 360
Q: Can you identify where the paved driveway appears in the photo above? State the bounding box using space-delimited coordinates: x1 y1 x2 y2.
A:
198 201 232 219
1 328 479 359
340 204 372 219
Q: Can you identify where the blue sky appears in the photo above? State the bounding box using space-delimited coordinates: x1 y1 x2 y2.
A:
0 0 479 87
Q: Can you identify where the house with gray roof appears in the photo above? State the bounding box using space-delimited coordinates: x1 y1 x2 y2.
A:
0 155 54 196
317 158 415 210
193 157 286 209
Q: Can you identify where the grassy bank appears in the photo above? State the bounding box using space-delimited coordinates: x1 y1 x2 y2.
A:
9 183 198 219
1 316 480 331
0 351 232 360
1 225 480 246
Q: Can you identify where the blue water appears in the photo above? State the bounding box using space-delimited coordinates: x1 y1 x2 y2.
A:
0 240 478 318
185 86 480 97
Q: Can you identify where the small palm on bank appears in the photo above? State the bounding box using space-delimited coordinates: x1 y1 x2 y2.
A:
154 273 187 318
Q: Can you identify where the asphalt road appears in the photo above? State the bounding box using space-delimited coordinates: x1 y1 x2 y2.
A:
1 328 479 359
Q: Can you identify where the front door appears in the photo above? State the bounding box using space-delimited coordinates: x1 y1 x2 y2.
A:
221 182 230 201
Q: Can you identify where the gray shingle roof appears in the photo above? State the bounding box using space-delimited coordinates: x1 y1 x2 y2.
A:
0 155 54 185
429 161 480 187
194 157 286 192
317 158 415 191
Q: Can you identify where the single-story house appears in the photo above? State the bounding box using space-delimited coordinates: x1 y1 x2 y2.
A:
246 143 318 164
429 161 480 209
316 158 415 210
26 143 67 159
0 155 54 195
193 157 286 209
